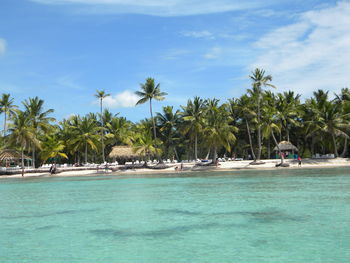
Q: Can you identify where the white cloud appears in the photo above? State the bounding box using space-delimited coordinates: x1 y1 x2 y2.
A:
204 46 222 59
30 0 276 16
162 49 190 60
0 38 6 55
181 30 214 39
251 1 350 97
103 90 139 108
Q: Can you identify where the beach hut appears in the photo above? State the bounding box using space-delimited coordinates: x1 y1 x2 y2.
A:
108 146 144 164
0 149 32 167
273 141 298 158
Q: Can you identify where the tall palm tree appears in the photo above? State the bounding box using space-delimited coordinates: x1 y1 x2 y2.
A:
180 96 205 160
248 68 276 163
261 102 285 165
8 110 39 176
204 99 237 162
94 90 110 163
135 78 167 142
228 95 257 161
0 93 17 136
23 96 55 168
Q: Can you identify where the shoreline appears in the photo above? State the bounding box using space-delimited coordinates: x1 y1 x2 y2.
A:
1 158 350 179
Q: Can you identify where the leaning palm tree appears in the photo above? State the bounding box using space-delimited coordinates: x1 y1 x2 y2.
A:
8 110 39 176
23 96 55 168
0 93 17 136
228 95 257 161
261 99 285 166
94 90 110 163
135 78 167 142
248 68 276 163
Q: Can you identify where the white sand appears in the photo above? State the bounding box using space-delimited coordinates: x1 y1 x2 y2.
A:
1 158 350 179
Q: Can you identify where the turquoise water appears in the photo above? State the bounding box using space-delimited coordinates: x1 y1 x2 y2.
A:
1 168 350 263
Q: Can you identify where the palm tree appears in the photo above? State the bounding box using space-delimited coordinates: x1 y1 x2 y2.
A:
307 98 350 157
135 78 167 142
23 96 55 168
8 110 39 176
0 93 17 136
248 68 276 163
156 106 181 160
261 102 285 165
228 95 257 161
275 91 302 142
94 90 110 163
204 99 237 163
180 96 205 160
132 123 162 162
40 135 68 164
105 116 134 146
69 115 100 164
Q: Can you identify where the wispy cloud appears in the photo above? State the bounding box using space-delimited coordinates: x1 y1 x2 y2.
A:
181 30 214 39
0 38 6 55
204 46 222 59
162 49 191 60
251 1 350 96
56 75 83 90
103 90 139 108
30 0 276 16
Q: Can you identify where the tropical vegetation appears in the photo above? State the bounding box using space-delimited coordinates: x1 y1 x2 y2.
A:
1 71 350 169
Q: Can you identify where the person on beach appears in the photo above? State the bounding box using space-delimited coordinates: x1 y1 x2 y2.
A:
49 164 56 174
297 156 302 167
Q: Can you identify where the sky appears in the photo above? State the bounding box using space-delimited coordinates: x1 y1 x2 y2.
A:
1 0 349 122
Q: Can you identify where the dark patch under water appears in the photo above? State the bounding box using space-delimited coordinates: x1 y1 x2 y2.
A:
0 208 98 220
155 208 307 223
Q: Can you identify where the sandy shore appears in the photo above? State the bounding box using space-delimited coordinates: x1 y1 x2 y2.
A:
1 158 350 179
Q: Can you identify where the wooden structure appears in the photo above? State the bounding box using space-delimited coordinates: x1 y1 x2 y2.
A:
0 149 32 167
108 146 144 163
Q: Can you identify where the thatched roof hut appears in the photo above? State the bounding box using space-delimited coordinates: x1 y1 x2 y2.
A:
0 149 31 162
108 146 144 159
273 141 298 152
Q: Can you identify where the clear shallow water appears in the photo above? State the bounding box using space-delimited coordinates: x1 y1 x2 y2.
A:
1 168 350 263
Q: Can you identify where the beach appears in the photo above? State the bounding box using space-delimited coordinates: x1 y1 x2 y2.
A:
1 158 350 179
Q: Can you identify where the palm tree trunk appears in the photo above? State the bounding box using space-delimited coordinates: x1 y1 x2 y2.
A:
85 141 88 164
271 130 284 164
246 119 256 161
149 99 157 140
3 110 7 136
286 127 290 142
100 98 105 163
174 147 179 161
257 98 262 161
32 145 36 168
332 133 339 157
341 137 348 157
21 148 24 177
212 146 217 164
194 133 198 160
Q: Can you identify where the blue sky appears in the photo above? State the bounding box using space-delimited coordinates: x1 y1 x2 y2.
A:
0 0 349 122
